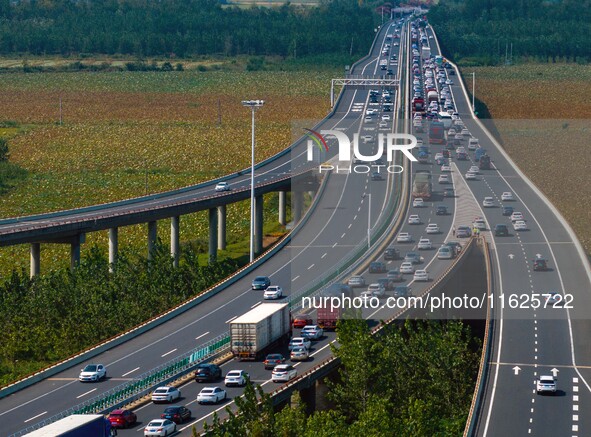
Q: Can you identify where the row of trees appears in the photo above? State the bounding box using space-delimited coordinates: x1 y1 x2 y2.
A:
202 319 481 436
429 0 591 64
0 245 239 385
0 0 375 59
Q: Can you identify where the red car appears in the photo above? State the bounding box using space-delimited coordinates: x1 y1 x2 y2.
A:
108 409 137 428
292 314 313 329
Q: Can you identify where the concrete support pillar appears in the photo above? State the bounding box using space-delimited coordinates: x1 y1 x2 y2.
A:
70 237 81 271
109 228 118 272
30 242 40 278
278 191 286 226
299 384 317 415
171 216 180 268
293 191 304 224
148 220 157 260
217 205 226 250
254 195 264 256
208 208 218 264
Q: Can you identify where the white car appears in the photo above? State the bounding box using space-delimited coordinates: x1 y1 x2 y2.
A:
441 164 452 172
425 223 439 234
434 152 444 161
513 220 528 231
289 337 311 351
469 165 480 174
510 212 524 222
438 174 449 184
348 275 365 287
224 370 249 387
468 138 479 150
445 79 453 85
361 135 373 142
151 386 181 403
417 238 432 250
397 232 412 243
465 172 477 180
448 128 457 136
413 269 429 281
379 121 388 129
144 419 176 437
482 197 494 207
366 108 378 115
413 198 425 207
300 325 324 340
79 364 107 382
461 128 470 136
382 114 391 121
408 214 421 225
263 285 283 300
400 262 415 274
536 375 557 394
215 182 230 192
501 192 514 201
272 364 298 382
437 246 453 259
473 219 487 230
197 386 227 404
366 283 386 298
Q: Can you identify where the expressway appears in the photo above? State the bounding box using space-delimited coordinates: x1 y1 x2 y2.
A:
2 19 412 436
421 25 591 437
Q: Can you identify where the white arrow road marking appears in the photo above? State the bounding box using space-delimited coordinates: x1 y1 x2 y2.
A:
513 366 521 375
551 368 559 377
508 254 515 259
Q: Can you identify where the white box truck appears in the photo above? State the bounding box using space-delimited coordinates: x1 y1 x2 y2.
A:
230 303 291 360
24 415 111 437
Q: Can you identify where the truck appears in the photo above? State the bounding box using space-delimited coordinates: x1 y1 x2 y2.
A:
429 121 445 144
479 154 491 170
316 284 353 330
427 90 439 103
412 170 432 199
412 97 425 113
230 303 291 360
24 415 111 437
421 46 431 60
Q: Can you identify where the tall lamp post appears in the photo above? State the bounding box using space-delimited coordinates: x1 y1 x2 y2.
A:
241 100 265 263
472 72 476 113
363 193 371 249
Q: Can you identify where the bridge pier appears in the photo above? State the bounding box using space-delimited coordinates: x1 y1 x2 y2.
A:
292 191 303 224
208 208 218 264
217 205 226 251
109 227 118 272
299 383 317 415
171 216 180 267
70 236 81 271
254 195 264 256
278 190 287 226
147 220 157 260
30 242 40 278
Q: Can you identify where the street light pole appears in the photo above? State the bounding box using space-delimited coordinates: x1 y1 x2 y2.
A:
364 193 371 249
241 100 265 263
472 72 476 113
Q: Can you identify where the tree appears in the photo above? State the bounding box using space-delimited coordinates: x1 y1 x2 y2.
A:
0 138 8 161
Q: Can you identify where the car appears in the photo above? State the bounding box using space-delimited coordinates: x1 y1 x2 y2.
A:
393 285 411 297
413 198 425 207
461 128 470 137
384 247 400 260
425 223 439 234
448 128 457 136
366 283 386 298
397 232 412 243
469 165 480 174
301 325 324 340
443 241 462 255
473 218 487 230
376 277 395 291
364 115 373 122
348 275 366 287
144 419 176 437
533 256 548 271
441 164 452 172
404 251 422 264
413 270 429 281
197 387 227 404
501 192 514 201
400 262 415 274
536 375 557 394
436 205 448 215
290 347 309 361
289 337 311 351
382 114 391 121
510 211 524 222
379 121 388 129
224 370 249 387
371 172 384 181
263 285 283 300
545 292 561 305
251 276 271 290
369 261 387 273
468 138 479 150
215 182 230 192
108 409 137 429
361 134 373 142
444 187 455 197
151 386 181 404
502 206 514 216
482 197 495 207
408 214 421 225
79 364 107 382
194 363 222 383
161 405 191 424
456 226 472 238
272 364 298 382
465 172 477 180
263 353 286 369
437 246 453 259
438 174 449 184
445 79 453 85
387 268 403 282
513 220 528 231
417 238 432 250
494 224 509 237
454 133 463 144
292 313 313 328
434 152 444 161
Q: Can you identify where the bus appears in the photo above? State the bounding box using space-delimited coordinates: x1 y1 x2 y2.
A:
429 121 445 144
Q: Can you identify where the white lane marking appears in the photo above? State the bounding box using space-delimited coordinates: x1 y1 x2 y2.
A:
292 275 300 282
332 242 338 248
24 411 47 423
195 332 209 341
348 223 352 229
121 367 140 377
161 348 177 358
225 316 237 324
76 388 97 399
341 232 346 239
307 264 315 270
321 253 327 259
250 302 261 309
